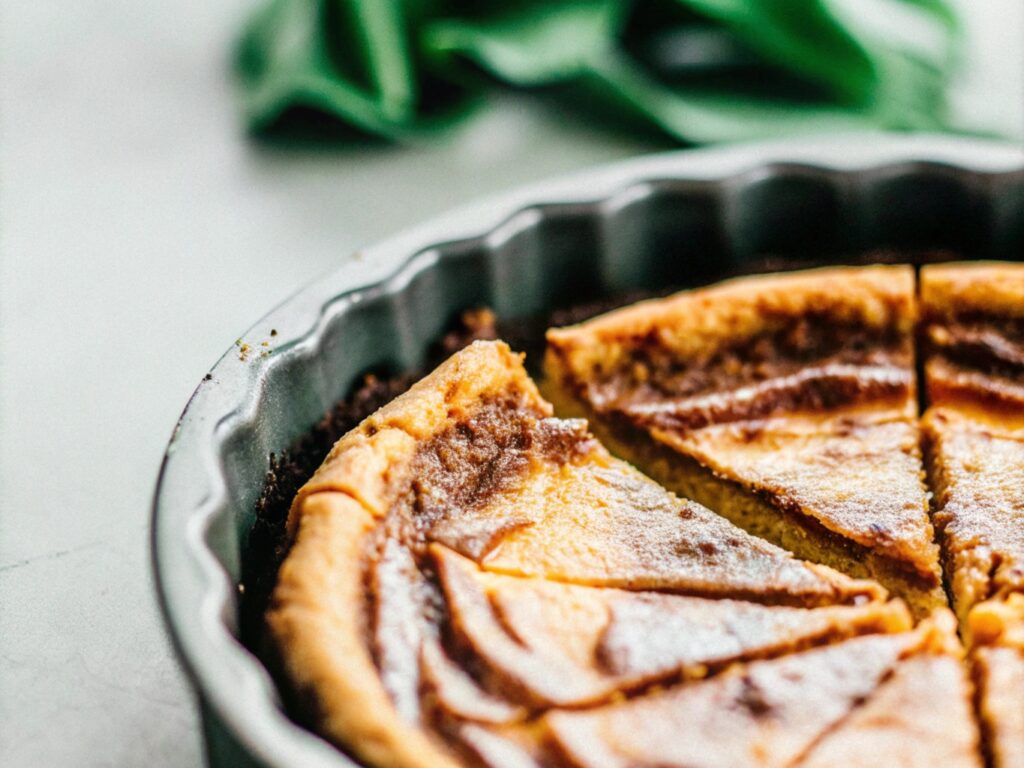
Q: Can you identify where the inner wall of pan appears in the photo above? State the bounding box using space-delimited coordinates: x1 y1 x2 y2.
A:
212 163 1024 610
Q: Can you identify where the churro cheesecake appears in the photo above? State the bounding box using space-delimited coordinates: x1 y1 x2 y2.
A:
260 262 1024 767
545 266 944 617
267 339 981 768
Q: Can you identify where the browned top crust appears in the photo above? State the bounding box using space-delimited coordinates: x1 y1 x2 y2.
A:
269 340 918 768
432 546 909 709
797 653 981 768
550 265 915 365
291 340 882 606
547 265 916 427
922 262 1024 322
545 266 939 582
287 339 550 534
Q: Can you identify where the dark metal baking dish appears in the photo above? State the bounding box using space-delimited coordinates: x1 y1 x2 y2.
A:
152 136 1024 768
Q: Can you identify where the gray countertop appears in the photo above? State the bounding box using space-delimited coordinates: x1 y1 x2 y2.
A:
1 1 1021 765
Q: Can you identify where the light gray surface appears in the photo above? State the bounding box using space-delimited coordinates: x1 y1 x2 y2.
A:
1 1 1021 766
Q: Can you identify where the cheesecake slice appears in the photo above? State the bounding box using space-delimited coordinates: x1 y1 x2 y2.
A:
545 265 944 616
921 263 1024 627
269 340 896 768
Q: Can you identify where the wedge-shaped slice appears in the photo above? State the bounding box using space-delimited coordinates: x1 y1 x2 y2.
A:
921 263 1024 626
545 611 978 768
270 341 884 768
969 594 1024 768
545 265 943 616
432 545 910 709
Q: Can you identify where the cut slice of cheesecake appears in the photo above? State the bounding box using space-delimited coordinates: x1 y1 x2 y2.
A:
969 594 1024 768
545 265 944 616
544 610 979 768
921 263 1024 627
269 340 892 768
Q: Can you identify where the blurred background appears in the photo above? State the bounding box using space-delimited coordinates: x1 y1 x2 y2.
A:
0 1 1021 765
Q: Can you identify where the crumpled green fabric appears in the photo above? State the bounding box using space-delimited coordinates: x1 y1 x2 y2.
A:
235 0 962 144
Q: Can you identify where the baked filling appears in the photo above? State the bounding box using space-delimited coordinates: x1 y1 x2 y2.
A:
264 264 1024 768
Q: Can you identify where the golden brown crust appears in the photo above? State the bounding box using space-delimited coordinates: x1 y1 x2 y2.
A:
542 372 948 620
923 411 1024 626
267 493 460 768
655 414 936 576
433 544 909 709
974 647 1024 768
920 262 1024 415
970 594 1024 651
548 264 915 366
921 262 1024 322
288 340 546 532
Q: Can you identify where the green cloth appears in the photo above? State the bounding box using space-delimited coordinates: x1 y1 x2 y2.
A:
235 0 962 144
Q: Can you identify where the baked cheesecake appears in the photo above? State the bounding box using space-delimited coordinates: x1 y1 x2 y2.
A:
545 266 944 617
921 263 1024 627
269 340 915 768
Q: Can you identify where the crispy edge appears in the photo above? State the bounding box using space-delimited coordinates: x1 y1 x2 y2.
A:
270 341 547 766
546 264 915 374
921 262 1024 321
286 340 546 536
268 492 461 768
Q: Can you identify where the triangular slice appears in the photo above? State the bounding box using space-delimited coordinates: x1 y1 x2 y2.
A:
920 262 1024 626
544 611 978 768
969 594 1024 768
269 340 888 768
431 544 910 709
545 265 944 616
